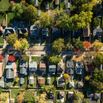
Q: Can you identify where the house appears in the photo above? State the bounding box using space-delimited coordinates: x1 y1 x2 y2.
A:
20 61 27 75
41 28 49 39
57 91 65 103
38 62 46 75
34 0 38 7
3 27 16 36
18 28 28 37
48 64 56 75
66 60 74 68
8 55 16 63
20 67 27 76
30 25 39 38
37 77 45 86
29 61 37 74
6 64 14 79
75 62 84 75
29 75 34 85
93 26 102 38
57 76 65 87
19 77 25 85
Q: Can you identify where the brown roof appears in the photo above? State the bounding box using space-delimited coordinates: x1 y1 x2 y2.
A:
39 62 46 69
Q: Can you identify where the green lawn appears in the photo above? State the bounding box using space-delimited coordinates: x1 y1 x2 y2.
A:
31 56 41 62
11 89 20 99
0 36 4 45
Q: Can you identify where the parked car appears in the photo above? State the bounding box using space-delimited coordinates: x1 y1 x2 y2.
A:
29 61 37 74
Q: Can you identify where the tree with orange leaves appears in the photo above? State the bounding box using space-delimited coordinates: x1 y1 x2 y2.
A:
83 41 91 50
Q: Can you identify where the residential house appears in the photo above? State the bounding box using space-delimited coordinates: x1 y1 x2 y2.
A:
5 63 14 79
41 28 49 39
93 26 103 38
57 75 65 87
30 25 39 38
38 62 46 75
48 64 56 75
29 61 37 74
18 28 28 38
20 62 27 76
75 62 84 76
65 60 74 79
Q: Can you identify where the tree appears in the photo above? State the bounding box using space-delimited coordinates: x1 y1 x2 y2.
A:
23 5 38 24
6 33 18 46
14 38 29 53
63 73 70 81
90 69 103 92
52 38 65 54
83 41 92 50
16 92 24 103
93 53 103 67
35 92 47 103
23 90 35 103
73 38 83 50
92 40 103 50
39 11 54 28
49 55 61 64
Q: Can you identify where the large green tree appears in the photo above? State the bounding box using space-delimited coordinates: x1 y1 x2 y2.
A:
52 38 65 54
23 5 38 24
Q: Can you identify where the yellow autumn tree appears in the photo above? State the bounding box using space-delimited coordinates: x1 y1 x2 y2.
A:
92 40 103 51
14 38 29 53
14 40 21 50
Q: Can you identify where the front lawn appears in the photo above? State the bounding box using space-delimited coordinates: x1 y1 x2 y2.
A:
31 56 41 62
0 36 4 46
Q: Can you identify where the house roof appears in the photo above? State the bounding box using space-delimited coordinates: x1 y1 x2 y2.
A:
6 64 13 69
49 65 56 69
39 62 46 69
0 54 3 62
6 69 14 79
29 62 37 68
20 67 27 75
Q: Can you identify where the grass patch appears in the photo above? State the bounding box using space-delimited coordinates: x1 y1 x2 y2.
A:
11 89 20 99
0 36 4 45
31 56 41 62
